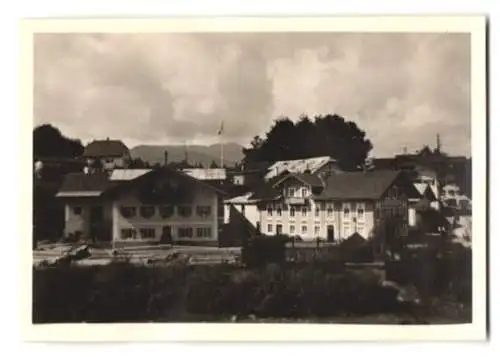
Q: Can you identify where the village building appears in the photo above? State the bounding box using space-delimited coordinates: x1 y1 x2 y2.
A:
56 167 227 244
225 168 414 242
82 138 131 171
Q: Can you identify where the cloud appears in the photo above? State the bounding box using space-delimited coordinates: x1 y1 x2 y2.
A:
34 32 470 156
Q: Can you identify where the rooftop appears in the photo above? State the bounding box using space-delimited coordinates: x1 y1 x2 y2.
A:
181 168 227 181
265 156 335 180
82 139 130 158
314 170 403 200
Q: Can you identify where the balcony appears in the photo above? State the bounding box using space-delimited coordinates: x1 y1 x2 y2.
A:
285 197 306 205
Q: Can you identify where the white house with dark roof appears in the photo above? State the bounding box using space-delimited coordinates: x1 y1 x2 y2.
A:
56 167 227 244
82 138 131 170
224 169 414 241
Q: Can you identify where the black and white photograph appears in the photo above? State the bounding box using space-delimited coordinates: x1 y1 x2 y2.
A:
23 16 487 341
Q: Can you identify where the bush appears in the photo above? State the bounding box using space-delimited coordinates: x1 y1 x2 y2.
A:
33 262 188 323
184 263 400 318
386 245 472 304
242 235 288 268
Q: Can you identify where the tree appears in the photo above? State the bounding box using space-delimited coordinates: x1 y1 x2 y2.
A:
33 124 84 160
242 114 372 171
210 160 218 169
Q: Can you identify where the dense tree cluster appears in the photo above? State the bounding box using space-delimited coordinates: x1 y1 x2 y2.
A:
242 114 373 171
33 124 84 160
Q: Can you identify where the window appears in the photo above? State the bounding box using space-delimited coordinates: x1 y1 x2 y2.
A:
277 206 282 216
139 228 156 239
72 206 82 215
140 206 155 218
267 224 273 233
276 224 283 234
267 206 273 216
178 205 192 217
178 227 193 238
289 225 295 234
120 206 136 218
357 206 365 220
159 205 174 218
314 226 320 236
301 207 308 216
327 205 333 217
196 205 212 217
301 225 308 234
288 187 295 197
315 206 320 217
301 187 308 197
121 228 136 240
343 207 350 218
290 207 295 217
196 227 212 238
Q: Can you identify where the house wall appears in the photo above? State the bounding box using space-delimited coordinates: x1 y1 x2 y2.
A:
258 199 375 241
111 183 218 243
64 200 91 237
224 202 259 228
63 198 113 240
87 155 129 169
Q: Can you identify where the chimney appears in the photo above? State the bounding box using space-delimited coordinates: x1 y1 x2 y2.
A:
164 150 169 167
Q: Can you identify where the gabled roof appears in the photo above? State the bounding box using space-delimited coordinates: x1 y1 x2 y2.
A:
83 139 129 158
265 156 335 180
181 168 227 181
104 166 228 199
56 172 112 197
272 172 324 188
314 170 403 200
109 169 152 181
224 192 259 204
249 172 288 201
57 166 229 199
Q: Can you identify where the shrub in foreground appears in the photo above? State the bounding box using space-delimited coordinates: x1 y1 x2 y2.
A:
185 264 399 318
33 261 188 323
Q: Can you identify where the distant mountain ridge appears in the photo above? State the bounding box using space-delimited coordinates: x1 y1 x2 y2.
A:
130 143 245 167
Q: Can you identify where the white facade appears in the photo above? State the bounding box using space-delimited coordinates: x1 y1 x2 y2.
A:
111 183 219 243
224 193 260 228
259 200 375 241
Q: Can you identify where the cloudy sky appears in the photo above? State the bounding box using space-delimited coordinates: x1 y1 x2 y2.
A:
34 32 471 157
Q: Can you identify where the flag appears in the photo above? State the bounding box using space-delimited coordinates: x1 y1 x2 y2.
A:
217 120 224 135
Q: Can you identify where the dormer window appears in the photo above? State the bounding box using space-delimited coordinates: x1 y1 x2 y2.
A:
267 206 273 216
288 187 295 197
301 187 308 197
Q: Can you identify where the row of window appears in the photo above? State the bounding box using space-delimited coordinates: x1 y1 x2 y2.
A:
266 204 366 219
119 205 212 219
120 226 213 240
268 224 321 235
267 223 366 236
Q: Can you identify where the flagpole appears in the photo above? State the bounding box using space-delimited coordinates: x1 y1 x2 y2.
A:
219 120 224 168
220 129 224 168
